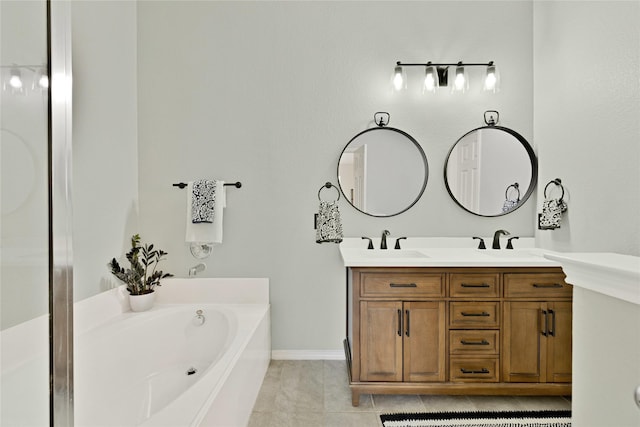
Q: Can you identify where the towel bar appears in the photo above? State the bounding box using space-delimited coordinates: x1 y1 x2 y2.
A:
173 181 242 189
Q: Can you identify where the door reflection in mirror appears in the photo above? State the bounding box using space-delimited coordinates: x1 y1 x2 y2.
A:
445 126 537 217
337 127 428 217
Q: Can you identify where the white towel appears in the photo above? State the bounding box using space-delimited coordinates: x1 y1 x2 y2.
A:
186 180 226 244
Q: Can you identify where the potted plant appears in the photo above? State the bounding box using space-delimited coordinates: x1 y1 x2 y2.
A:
109 234 173 311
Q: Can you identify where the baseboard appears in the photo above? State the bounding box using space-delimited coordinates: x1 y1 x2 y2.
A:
271 349 346 360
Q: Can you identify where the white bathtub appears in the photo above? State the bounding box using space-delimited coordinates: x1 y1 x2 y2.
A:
1 278 270 427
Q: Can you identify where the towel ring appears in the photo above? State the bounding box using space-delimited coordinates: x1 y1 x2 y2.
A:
544 178 565 201
505 182 520 201
318 182 341 202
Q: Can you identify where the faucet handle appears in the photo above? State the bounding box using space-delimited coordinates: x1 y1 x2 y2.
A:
361 237 374 249
394 237 407 249
506 236 519 249
473 236 486 249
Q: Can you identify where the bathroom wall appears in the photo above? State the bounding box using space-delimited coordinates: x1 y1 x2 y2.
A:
71 1 140 302
136 1 534 353
533 1 640 256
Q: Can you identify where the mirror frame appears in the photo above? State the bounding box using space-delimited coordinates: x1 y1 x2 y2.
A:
443 125 538 217
337 126 429 218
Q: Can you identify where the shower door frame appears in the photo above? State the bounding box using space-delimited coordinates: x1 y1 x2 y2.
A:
48 0 74 425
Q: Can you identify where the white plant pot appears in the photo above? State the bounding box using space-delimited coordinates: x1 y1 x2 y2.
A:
129 291 155 312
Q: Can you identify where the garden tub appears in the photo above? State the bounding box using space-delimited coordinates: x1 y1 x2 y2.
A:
1 278 270 427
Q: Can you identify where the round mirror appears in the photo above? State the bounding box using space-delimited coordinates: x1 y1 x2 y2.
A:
337 126 428 217
444 125 537 217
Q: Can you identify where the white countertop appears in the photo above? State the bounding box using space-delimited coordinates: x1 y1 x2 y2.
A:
338 237 640 305
339 237 560 268
544 252 640 305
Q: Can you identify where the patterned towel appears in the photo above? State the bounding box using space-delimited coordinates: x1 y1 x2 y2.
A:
539 198 568 229
191 179 216 223
315 201 343 243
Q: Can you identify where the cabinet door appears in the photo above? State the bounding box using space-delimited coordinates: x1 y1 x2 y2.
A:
403 301 446 382
360 301 403 382
546 301 572 383
504 301 572 383
503 301 544 382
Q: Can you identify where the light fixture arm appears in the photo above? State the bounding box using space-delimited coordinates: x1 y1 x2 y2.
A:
396 61 494 68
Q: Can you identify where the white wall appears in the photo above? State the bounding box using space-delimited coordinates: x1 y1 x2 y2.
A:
71 1 139 302
534 1 640 256
136 1 534 352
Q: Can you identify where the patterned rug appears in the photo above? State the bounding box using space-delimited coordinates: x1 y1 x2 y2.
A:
380 410 571 427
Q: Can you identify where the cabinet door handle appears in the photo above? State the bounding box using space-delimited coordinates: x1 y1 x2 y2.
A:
541 309 548 336
460 283 490 288
461 368 490 374
390 283 417 288
533 283 563 288
460 339 490 346
397 309 402 336
405 310 410 337
548 309 555 337
461 311 490 317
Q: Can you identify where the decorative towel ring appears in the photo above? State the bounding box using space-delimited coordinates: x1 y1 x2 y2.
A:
505 182 520 201
318 182 341 202
544 178 565 201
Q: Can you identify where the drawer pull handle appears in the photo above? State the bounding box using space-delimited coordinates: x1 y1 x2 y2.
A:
461 311 490 317
460 339 490 346
390 283 417 288
460 283 490 288
460 368 490 374
532 283 563 288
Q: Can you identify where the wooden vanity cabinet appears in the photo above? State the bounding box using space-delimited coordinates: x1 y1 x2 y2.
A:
346 267 572 406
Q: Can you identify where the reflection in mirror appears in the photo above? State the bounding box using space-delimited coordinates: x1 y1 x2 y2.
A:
444 126 537 217
337 127 428 217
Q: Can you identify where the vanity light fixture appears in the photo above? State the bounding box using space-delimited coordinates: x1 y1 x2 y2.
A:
2 65 48 95
392 61 499 94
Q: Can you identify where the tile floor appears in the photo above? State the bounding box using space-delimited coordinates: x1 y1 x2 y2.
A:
248 360 571 427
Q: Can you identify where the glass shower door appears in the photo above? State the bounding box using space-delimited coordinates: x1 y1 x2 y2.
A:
1 0 51 424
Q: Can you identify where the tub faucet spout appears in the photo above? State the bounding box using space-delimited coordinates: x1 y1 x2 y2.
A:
193 309 206 326
492 229 510 249
189 263 206 277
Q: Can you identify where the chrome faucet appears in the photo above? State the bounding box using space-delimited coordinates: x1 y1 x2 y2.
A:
380 230 390 249
189 263 206 276
492 230 510 249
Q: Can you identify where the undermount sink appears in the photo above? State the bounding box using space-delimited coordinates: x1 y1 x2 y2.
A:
479 250 540 258
360 250 429 259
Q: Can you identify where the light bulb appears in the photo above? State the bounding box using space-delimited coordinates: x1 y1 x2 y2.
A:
38 74 49 89
451 64 468 93
392 65 406 92
484 63 500 93
423 65 438 93
9 69 23 89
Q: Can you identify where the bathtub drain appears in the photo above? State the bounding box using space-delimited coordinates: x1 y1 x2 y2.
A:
186 367 197 376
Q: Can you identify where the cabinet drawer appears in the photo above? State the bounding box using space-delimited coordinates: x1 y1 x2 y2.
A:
450 330 499 355
504 273 571 298
361 273 444 298
450 273 500 298
450 302 500 328
450 357 499 382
